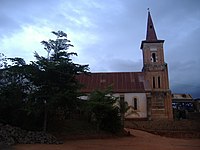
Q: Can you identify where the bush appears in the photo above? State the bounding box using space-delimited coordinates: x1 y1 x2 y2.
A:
86 88 122 133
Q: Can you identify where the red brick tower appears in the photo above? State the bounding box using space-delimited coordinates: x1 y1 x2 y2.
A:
141 11 173 120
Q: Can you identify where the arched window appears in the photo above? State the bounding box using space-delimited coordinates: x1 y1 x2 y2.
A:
151 53 157 62
153 76 156 88
120 95 124 103
132 98 138 110
158 76 161 88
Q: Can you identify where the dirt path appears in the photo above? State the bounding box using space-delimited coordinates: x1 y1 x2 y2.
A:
14 129 200 150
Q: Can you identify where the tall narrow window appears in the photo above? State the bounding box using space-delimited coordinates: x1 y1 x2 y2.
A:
120 95 124 108
153 77 156 88
151 53 156 62
158 76 161 88
133 98 137 110
120 95 124 101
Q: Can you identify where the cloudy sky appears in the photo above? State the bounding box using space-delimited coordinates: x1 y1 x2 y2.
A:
0 0 200 98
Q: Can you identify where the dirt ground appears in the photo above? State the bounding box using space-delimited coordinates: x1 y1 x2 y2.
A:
13 129 200 150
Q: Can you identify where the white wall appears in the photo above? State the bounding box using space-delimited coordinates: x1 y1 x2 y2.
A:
79 92 147 119
114 93 147 119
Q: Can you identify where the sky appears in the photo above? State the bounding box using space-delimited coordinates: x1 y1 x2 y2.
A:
0 0 200 98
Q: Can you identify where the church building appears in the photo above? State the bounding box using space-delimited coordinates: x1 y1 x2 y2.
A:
77 11 173 120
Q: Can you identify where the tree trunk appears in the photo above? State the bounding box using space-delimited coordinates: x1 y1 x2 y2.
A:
43 100 47 132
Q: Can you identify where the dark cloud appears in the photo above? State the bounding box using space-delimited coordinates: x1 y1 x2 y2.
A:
90 58 142 72
169 59 200 97
107 59 142 72
172 84 200 98
0 0 59 37
0 13 21 36
167 24 200 98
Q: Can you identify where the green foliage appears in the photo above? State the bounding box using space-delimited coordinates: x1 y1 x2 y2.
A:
31 31 89 120
0 57 36 128
0 31 89 131
0 31 124 134
86 87 122 133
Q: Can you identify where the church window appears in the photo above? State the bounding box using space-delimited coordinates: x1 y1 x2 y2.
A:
132 98 138 110
158 76 161 88
120 95 125 106
151 53 157 62
153 77 156 88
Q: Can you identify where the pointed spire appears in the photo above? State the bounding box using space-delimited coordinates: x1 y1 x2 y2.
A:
140 9 164 49
146 9 157 41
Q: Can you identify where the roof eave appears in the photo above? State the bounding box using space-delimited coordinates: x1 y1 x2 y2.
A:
140 40 165 49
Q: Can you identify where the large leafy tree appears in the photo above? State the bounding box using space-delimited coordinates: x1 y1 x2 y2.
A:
30 31 89 131
0 55 34 127
0 31 89 131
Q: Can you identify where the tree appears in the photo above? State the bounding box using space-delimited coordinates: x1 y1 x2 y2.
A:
0 56 34 127
0 31 89 132
117 95 128 129
30 31 89 131
86 87 122 133
0 53 7 69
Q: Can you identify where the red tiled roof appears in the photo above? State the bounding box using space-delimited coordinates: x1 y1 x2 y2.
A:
77 72 145 93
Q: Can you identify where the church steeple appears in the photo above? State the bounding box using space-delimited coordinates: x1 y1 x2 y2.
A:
140 10 164 49
146 10 157 41
140 10 173 120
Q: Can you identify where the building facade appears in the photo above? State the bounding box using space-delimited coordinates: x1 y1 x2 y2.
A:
77 11 173 120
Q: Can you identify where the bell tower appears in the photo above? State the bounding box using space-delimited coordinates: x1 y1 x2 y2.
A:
141 10 173 120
